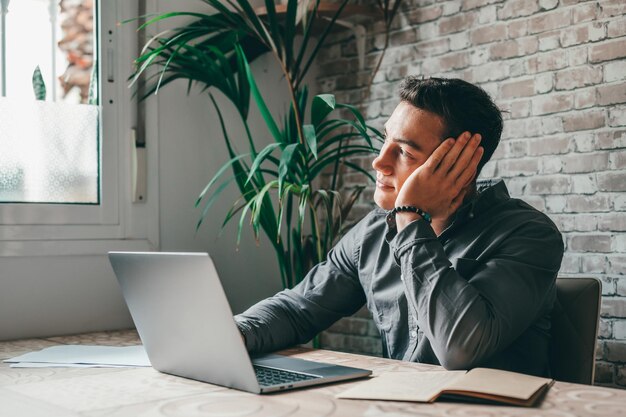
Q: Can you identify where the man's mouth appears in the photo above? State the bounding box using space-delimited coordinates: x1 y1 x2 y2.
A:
376 178 394 189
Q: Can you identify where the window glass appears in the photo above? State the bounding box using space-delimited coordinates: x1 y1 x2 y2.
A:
0 0 99 203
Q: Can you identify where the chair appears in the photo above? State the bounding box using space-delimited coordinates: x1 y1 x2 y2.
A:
550 277 602 385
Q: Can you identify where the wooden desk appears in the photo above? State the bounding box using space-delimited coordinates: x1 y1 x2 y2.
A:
1 330 625 417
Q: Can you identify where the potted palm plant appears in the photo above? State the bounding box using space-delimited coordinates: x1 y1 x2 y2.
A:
131 0 400 290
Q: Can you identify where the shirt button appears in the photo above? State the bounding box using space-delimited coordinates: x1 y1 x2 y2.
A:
468 212 475 219
410 330 417 338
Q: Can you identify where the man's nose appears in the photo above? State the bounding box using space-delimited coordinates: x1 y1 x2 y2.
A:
372 146 392 175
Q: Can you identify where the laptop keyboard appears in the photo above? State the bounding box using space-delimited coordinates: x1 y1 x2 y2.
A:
253 365 321 387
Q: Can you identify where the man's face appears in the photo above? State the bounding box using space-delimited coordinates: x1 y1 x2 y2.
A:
372 101 447 210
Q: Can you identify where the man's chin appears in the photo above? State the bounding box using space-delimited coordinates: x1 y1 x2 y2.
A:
373 192 395 211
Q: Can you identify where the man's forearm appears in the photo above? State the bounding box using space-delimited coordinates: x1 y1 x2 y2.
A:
389 218 562 370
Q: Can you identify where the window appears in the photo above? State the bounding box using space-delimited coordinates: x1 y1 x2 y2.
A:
0 0 156 255
1 0 99 204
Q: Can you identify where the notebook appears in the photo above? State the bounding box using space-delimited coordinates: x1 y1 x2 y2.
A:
337 367 554 407
108 251 372 394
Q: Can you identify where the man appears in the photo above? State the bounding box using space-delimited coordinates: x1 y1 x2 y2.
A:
235 77 564 377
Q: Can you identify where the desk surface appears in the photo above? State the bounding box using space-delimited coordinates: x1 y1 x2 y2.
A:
1 330 625 417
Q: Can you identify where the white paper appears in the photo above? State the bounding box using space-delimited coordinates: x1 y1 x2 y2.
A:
4 345 151 367
9 362 131 368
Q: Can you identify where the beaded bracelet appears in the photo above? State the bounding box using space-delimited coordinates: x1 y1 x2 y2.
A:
389 205 432 224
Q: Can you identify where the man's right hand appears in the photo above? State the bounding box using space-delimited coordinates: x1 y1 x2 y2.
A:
394 131 483 229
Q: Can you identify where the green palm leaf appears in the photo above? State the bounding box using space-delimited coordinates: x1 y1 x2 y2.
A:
303 125 318 160
311 94 336 127
238 45 283 143
246 143 281 185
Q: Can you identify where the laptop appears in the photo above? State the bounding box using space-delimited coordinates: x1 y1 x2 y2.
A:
108 251 372 393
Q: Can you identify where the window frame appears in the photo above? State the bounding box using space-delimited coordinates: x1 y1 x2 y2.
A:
0 0 157 255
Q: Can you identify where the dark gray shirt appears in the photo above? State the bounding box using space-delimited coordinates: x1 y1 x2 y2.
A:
235 180 564 376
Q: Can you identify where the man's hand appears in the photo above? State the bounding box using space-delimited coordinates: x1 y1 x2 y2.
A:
394 131 483 230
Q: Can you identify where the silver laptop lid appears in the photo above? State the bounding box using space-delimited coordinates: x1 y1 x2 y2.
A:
109 251 260 393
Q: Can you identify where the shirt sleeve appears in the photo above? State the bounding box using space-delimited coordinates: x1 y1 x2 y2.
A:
234 220 367 354
388 216 564 370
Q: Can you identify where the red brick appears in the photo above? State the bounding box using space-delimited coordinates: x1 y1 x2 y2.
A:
439 51 470 71
497 158 540 176
498 0 540 20
599 213 626 231
572 2 599 23
528 9 572 34
390 28 418 47
575 89 597 109
571 172 599 194
583 254 608 273
619 366 626 387
590 38 626 63
599 320 614 339
619 279 626 296
510 99 532 118
560 25 591 47
597 171 626 191
559 253 580 273
527 136 572 155
608 19 626 38
610 106 626 127
609 255 626 275
610 150 626 169
561 152 609 173
414 38 450 58
603 340 619 364
569 234 612 252
462 0 503 11
566 195 611 212
594 362 615 385
450 32 471 51
596 130 626 150
490 38 539 60
562 110 606 132
508 20 529 38
470 62 509 83
505 140 530 157
598 0 626 19
533 93 573 115
322 58 359 76
555 66 604 90
528 175 571 194
443 2 462 16
598 83 626 106
406 5 444 25
439 13 476 35
539 31 561 51
470 24 507 45
603 298 626 318
525 50 568 73
569 45 590 67
500 78 535 98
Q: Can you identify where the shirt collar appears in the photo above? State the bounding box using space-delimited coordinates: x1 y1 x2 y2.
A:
455 179 510 222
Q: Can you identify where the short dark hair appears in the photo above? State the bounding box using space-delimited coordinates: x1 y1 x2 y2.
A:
398 77 502 176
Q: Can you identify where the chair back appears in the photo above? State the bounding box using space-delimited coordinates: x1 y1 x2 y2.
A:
550 277 601 385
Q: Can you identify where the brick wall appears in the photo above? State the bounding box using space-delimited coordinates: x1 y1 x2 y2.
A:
316 0 626 387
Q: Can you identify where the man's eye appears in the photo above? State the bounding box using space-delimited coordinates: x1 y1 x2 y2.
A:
399 148 413 159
